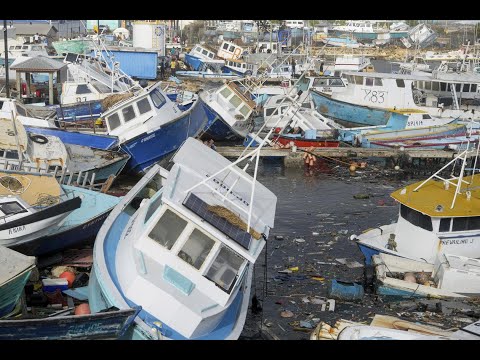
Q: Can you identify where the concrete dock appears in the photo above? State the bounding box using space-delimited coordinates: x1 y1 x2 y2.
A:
216 146 465 167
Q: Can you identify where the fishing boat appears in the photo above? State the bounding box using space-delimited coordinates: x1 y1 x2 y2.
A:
101 82 208 174
351 140 480 264
88 137 277 339
311 71 480 124
401 23 437 49
0 306 140 339
0 170 121 256
372 252 480 299
200 82 255 141
337 325 448 340
175 70 241 80
330 20 389 41
0 245 36 318
55 51 142 123
0 116 129 183
184 44 225 72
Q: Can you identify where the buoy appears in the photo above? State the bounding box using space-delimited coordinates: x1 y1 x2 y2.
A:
59 271 76 288
349 164 357 172
403 272 417 283
395 165 400 170
75 303 91 315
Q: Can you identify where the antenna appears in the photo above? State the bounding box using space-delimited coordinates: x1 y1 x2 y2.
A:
413 120 480 208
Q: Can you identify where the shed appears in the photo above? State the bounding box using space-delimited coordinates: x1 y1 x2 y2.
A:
10 56 66 105
91 47 158 80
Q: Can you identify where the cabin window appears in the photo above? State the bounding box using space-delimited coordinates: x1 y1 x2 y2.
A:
107 113 121 131
365 78 374 86
313 78 328 87
195 46 202 52
431 82 439 91
242 64 246 69
228 45 235 52
424 81 432 91
346 75 354 84
223 43 229 50
229 94 243 108
9 45 14 50
374 78 383 86
439 218 451 232
440 83 447 91
136 98 152 115
464 84 471 92
76 84 92 95
205 245 245 293
400 205 432 231
149 209 187 250
471 84 477 93
455 84 461 92
32 46 43 51
208 53 214 59
354 76 363 85
22 46 28 50
0 201 27 215
178 229 215 270
150 89 166 108
15 105 26 117
238 104 250 117
201 49 208 56
396 79 405 88
422 114 431 119
5 150 19 159
446 84 451 92
265 108 277 117
121 105 136 122
15 46 21 50
452 217 480 232
219 87 232 99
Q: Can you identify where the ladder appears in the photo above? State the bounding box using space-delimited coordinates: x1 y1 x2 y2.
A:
450 83 460 110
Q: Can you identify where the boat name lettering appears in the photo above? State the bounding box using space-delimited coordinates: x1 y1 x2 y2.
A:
210 177 250 206
440 238 469 245
128 142 137 149
9 225 26 235
363 89 386 104
407 121 424 127
141 134 156 143
76 97 87 103
82 213 108 230
124 216 136 239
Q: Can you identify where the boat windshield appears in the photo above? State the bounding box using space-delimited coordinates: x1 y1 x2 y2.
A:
400 205 432 231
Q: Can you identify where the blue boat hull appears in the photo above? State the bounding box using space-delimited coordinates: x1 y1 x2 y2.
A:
55 100 103 122
0 307 140 339
0 270 33 318
376 285 426 300
357 242 381 265
201 101 240 141
310 90 393 127
184 54 204 71
10 187 120 257
121 98 208 174
24 125 118 150
89 210 247 340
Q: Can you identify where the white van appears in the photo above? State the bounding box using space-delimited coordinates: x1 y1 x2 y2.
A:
285 20 305 29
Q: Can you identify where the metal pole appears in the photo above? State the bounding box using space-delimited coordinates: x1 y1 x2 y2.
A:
97 20 100 44
4 20 10 98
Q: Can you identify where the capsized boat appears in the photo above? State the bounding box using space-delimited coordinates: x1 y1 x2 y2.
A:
0 116 129 183
372 252 480 299
0 170 121 256
351 141 480 264
88 137 277 339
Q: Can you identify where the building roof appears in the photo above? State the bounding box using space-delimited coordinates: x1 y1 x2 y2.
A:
14 23 58 36
10 56 66 72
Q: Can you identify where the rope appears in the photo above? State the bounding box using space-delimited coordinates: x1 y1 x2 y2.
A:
35 193 60 207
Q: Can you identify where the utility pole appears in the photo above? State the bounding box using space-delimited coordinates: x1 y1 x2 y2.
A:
3 20 10 98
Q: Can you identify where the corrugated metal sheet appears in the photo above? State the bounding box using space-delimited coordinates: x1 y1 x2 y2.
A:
94 50 158 80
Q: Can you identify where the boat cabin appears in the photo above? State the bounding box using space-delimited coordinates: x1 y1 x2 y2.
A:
5 43 49 58
223 59 256 75
103 83 181 141
104 139 276 338
212 82 255 125
217 40 244 61
189 44 217 62
61 82 107 105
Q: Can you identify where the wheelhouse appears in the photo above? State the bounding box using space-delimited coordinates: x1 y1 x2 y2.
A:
217 41 244 61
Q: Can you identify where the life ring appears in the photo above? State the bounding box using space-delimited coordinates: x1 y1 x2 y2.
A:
233 47 241 59
29 134 48 144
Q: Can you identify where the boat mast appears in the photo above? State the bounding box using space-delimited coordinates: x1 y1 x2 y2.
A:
3 20 10 98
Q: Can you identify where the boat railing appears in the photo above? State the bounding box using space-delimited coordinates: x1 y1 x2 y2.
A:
0 161 116 194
